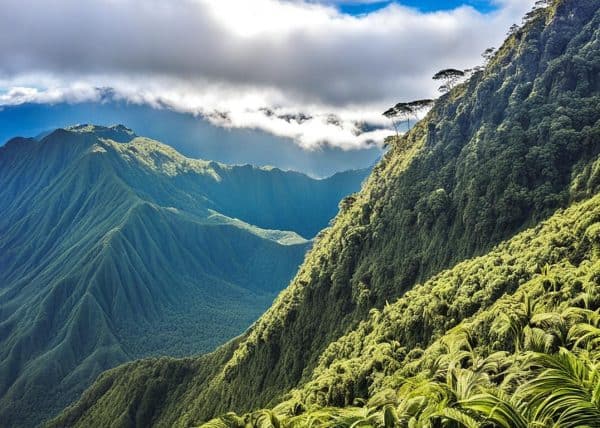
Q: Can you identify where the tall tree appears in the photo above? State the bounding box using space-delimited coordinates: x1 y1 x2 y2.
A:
383 99 434 137
482 47 496 64
407 99 434 115
383 107 399 137
393 102 415 129
433 69 465 93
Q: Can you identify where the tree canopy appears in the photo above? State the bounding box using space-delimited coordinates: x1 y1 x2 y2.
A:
433 68 466 92
382 100 434 135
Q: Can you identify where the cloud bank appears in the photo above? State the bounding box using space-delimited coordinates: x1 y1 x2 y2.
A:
0 0 535 149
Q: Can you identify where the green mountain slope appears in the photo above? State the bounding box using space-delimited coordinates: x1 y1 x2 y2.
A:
0 126 368 427
51 0 600 426
203 178 600 427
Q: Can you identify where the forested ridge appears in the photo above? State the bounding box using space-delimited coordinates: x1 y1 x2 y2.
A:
0 125 367 427
201 172 600 427
50 0 600 426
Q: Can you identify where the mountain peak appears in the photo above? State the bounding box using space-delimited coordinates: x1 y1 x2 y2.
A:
0 121 371 426
63 123 137 142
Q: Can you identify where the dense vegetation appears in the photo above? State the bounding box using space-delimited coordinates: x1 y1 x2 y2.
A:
0 126 367 427
203 179 600 427
49 0 600 426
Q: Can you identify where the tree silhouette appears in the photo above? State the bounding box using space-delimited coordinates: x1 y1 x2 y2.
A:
433 69 465 93
407 99 434 115
508 24 520 36
382 107 400 137
383 99 434 136
393 103 415 129
482 47 496 64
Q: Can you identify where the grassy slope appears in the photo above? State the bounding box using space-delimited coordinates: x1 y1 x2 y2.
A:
0 126 366 427
50 0 600 426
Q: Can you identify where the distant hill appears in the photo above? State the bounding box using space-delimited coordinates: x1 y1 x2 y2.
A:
0 102 382 178
0 124 369 426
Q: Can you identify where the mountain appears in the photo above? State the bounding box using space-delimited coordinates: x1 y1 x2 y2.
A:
0 102 382 178
0 125 369 427
49 0 600 426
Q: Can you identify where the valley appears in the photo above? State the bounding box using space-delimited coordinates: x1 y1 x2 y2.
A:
0 125 368 426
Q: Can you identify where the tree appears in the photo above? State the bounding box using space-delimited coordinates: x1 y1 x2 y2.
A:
394 102 416 129
433 69 465 93
508 24 520 36
407 99 434 114
482 47 496 64
523 0 550 24
383 100 433 137
493 293 538 352
382 107 400 138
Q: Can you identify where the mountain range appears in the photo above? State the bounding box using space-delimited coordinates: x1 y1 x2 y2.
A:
49 0 600 426
0 125 369 427
0 102 382 178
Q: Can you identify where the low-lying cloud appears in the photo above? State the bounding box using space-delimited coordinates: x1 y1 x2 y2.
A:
0 0 535 149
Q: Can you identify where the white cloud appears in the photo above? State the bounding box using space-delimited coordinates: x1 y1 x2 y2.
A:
0 0 535 149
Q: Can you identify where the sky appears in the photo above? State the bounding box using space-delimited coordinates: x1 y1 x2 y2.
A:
0 0 536 151
335 0 498 14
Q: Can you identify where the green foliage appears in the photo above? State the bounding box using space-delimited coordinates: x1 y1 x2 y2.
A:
0 125 366 427
50 1 600 427
200 192 600 427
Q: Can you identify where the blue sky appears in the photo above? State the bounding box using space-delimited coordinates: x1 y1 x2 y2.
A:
338 0 498 15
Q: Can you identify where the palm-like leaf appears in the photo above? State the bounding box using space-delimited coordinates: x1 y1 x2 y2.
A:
523 326 556 353
519 349 600 427
459 391 528 428
249 410 281 428
569 323 600 351
436 407 480 428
